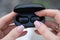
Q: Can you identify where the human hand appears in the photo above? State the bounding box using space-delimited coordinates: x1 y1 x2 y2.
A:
34 9 60 40
0 12 26 40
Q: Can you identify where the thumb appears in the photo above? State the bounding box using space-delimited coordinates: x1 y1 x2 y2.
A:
2 25 24 40
34 21 59 40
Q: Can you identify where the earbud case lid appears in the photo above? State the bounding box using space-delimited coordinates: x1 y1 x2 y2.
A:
14 4 45 13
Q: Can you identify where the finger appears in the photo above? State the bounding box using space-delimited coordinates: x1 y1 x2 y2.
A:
0 24 16 39
35 29 57 35
3 25 16 35
45 21 58 34
45 20 58 30
19 31 27 37
0 30 5 39
35 20 58 35
1 25 24 40
0 12 16 30
34 21 59 40
35 9 59 17
35 9 60 24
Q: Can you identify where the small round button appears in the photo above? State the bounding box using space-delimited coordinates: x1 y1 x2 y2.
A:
18 16 29 24
31 16 40 23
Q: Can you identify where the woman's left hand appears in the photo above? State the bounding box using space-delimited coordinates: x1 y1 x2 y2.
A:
0 12 26 40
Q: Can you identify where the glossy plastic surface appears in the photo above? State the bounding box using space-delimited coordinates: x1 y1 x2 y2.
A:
14 4 45 28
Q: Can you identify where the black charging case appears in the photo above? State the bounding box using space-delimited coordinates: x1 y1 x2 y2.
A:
14 4 45 28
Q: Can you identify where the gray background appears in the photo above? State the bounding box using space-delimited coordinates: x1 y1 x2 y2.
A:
0 0 60 17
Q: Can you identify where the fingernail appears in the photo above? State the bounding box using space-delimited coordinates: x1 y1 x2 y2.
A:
17 25 24 32
34 20 42 28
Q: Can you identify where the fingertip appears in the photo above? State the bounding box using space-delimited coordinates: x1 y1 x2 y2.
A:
34 20 43 29
34 21 58 40
34 20 40 25
35 10 45 16
10 11 17 15
35 9 59 17
17 25 24 32
1 25 25 40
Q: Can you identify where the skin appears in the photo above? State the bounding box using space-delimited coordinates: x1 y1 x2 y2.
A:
34 9 60 40
0 12 26 40
0 9 60 40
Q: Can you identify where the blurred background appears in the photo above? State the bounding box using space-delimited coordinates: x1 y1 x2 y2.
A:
0 0 60 17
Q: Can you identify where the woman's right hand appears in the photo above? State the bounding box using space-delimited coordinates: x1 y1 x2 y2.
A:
34 9 60 40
